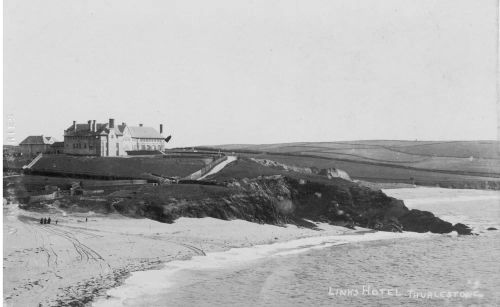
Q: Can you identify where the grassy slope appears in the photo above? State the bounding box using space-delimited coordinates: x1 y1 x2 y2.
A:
216 140 500 159
30 155 208 179
203 141 500 188
210 158 353 188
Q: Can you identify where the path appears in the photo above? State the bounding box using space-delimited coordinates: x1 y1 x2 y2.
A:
198 156 237 180
23 153 43 169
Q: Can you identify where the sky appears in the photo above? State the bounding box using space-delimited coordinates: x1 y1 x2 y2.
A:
3 0 498 147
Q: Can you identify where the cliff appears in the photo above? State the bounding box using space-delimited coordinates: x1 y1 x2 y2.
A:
12 158 472 235
113 158 472 235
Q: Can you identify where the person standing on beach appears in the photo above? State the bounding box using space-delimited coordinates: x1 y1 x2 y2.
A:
42 218 46 224
47 217 51 224
85 217 88 222
40 218 43 224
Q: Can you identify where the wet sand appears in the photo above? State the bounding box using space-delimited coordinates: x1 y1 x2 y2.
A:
3 203 356 307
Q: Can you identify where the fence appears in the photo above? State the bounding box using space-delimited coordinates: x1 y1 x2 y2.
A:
29 191 60 203
80 179 149 187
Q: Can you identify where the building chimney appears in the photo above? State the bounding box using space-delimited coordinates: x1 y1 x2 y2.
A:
160 124 163 134
109 118 115 128
73 121 76 131
139 123 143 127
92 120 96 132
88 120 92 130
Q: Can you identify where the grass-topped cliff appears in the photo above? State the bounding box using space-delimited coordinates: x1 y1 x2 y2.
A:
9 157 472 235
116 158 471 234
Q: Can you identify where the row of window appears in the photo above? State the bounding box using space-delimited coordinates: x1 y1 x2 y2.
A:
137 145 161 150
68 143 94 150
65 142 162 151
137 138 163 143
67 136 100 140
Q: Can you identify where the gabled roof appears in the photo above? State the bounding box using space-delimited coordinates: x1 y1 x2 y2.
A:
19 135 57 145
128 126 163 139
117 125 126 133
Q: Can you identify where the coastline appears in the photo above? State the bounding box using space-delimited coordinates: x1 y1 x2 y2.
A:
93 229 429 307
5 187 497 306
3 205 360 307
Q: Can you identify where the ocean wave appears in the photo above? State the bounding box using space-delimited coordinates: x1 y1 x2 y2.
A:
93 231 429 307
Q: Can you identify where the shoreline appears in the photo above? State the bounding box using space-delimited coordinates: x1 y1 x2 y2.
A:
93 230 429 307
5 186 497 306
3 205 360 307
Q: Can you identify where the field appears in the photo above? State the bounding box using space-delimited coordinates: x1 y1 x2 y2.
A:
215 140 500 159
29 155 211 179
201 141 500 188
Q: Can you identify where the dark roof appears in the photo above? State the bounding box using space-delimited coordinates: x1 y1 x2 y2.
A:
19 135 56 145
117 125 127 134
65 122 122 136
128 126 163 139
64 121 161 138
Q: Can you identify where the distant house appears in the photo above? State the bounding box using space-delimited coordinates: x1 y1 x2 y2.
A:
19 135 57 157
63 118 166 156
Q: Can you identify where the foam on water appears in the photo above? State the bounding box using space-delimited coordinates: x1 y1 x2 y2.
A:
94 187 499 306
384 187 500 232
93 231 428 307
382 187 500 204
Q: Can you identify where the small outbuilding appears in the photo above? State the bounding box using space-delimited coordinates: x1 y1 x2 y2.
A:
19 135 57 157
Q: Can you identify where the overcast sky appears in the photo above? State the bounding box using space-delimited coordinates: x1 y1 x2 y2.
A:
3 0 498 147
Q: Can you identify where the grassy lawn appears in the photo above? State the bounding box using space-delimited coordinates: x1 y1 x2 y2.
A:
30 155 209 179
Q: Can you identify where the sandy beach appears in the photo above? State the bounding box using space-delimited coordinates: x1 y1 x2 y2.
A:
3 203 355 307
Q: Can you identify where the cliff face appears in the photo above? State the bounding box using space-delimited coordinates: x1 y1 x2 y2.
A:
114 174 472 235
13 158 472 235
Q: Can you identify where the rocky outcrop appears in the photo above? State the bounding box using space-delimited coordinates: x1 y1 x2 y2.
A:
250 158 352 181
250 158 314 174
114 174 472 235
317 168 351 181
452 223 473 235
398 210 453 233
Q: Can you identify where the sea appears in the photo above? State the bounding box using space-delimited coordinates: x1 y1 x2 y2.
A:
94 187 500 307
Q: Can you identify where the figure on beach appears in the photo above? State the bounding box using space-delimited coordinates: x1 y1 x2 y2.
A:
47 217 51 224
42 218 47 224
85 217 88 222
40 218 43 224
